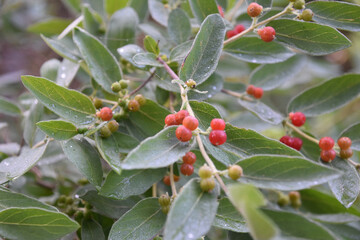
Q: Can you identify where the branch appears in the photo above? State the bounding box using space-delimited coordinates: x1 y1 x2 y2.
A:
221 88 254 101
170 164 178 196
126 70 156 98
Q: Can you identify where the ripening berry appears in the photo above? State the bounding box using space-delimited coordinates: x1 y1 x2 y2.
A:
340 148 353 159
163 176 171 186
107 120 119 133
200 178 216 192
319 137 335 150
258 26 276 42
93 98 102 109
111 82 121 92
183 152 196 165
180 163 194 176
292 137 303 151
246 85 256 95
211 118 226 131
99 107 113 121
100 126 112 138
277 194 290 206
300 9 313 21
218 5 224 18
134 94 146 106
198 165 212 179
337 137 352 150
227 30 237 39
176 125 193 142
128 99 140 112
228 165 243 180
247 2 263 17
288 191 300 202
253 87 264 99
165 114 177 126
175 110 190 125
209 130 227 146
290 112 306 127
320 149 336 162
183 116 199 131
173 174 180 182
234 24 245 34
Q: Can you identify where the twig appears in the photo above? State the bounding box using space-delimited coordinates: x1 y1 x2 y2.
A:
221 88 254 101
125 70 156 98
152 183 157 197
284 121 319 144
169 164 177 196
32 138 53 149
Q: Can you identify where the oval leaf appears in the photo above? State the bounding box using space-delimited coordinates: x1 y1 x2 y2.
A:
73 27 122 93
81 218 105 240
267 19 352 56
41 35 81 62
168 8 191 44
188 0 218 23
21 75 96 125
148 0 170 26
187 73 224 101
133 52 163 67
179 14 225 84
37 120 78 140
340 122 360 151
288 74 360 116
0 97 21 116
163 178 219 240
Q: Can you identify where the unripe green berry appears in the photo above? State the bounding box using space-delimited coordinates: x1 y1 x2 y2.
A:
93 98 103 109
277 194 290 207
200 178 216 192
153 236 163 240
293 0 305 9
291 198 302 209
58 195 67 204
107 120 119 133
161 205 170 214
300 9 313 21
65 197 74 205
77 127 88 134
66 207 76 216
128 99 140 112
134 94 146 106
111 82 121 92
100 125 112 138
228 165 243 180
118 99 127 108
119 79 128 89
186 79 196 88
158 194 171 207
78 178 89 185
199 165 212 179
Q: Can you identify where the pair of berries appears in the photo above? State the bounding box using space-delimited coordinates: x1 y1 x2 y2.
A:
319 137 336 162
209 118 227 146
280 136 303 151
338 137 353 159
198 165 215 192
158 194 171 214
289 112 306 127
167 110 199 142
100 120 119 138
226 24 246 39
180 151 196 176
246 85 263 99
125 94 146 112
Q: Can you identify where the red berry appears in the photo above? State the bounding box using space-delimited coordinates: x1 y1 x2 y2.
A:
227 30 237 39
247 2 263 17
174 175 180 182
319 137 335 151
246 85 256 95
163 176 171 186
175 110 189 125
290 112 306 127
209 130 227 146
340 148 353 159
210 118 226 131
337 137 352 150
99 107 113 121
176 125 192 142
183 152 196 165
183 116 199 131
320 149 336 162
218 5 224 18
180 163 194 176
292 137 303 151
253 87 263 99
280 135 293 147
165 114 177 126
258 26 276 42
234 24 245 34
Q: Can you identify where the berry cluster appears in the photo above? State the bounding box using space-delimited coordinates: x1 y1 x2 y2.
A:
246 85 263 99
198 165 215 192
228 165 243 180
165 110 199 142
209 118 227 146
227 24 246 39
289 112 306 127
158 194 171 214
319 137 336 162
257 26 276 42
338 137 353 159
180 151 196 176
247 2 263 18
280 136 303 151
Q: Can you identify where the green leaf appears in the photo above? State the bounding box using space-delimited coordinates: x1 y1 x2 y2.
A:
287 74 360 116
0 189 57 211
83 5 101 36
23 101 44 147
309 213 360 224
0 208 79 240
105 7 139 55
190 101 221 130
0 143 48 184
56 59 80 87
129 0 149 22
213 198 248 233
22 76 95 125
36 120 78 140
223 37 295 64
100 168 166 199
267 19 352 56
0 96 21 116
118 44 146 68
187 73 224 101
238 99 284 125
168 8 191 44
188 0 218 23
322 223 360 240
105 0 128 15
143 35 160 55
228 184 278 240
78 187 141 219
249 55 305 90
328 157 360 208
246 0 272 8
95 132 139 173
179 14 225 84
133 52 163 67
73 27 122 93
263 209 338 240
62 138 103 187
163 178 219 240
169 40 192 62
27 18 72 35
293 131 321 162
236 155 342 190
121 126 193 169
41 35 81 62
307 1 360 32
148 0 170 26
109 198 166 240
340 122 360 151
81 218 105 240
